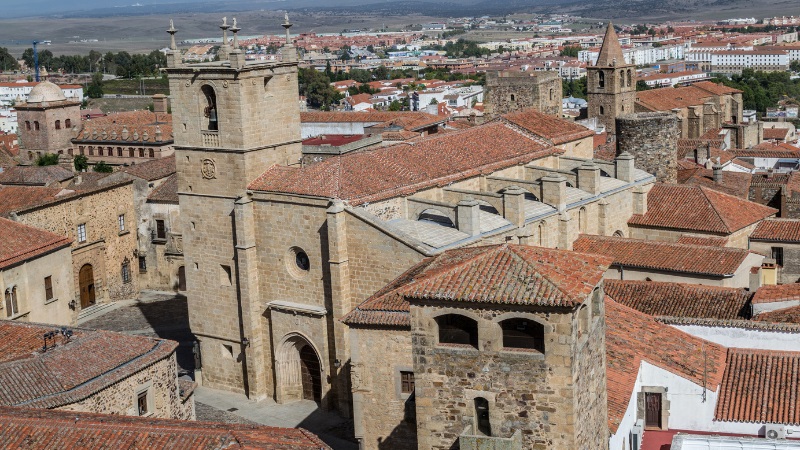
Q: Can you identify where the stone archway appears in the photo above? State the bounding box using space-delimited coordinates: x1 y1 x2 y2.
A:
275 334 323 404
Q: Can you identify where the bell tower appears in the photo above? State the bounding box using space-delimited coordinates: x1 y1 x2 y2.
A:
164 17 302 396
587 23 636 136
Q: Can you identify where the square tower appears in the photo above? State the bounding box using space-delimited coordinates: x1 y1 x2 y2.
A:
16 81 81 158
163 18 302 396
587 24 636 135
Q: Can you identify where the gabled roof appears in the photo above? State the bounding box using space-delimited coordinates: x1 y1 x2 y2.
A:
606 299 727 433
628 184 776 234
147 173 178 204
0 218 72 270
74 111 173 145
764 127 790 141
751 219 800 243
715 349 800 425
604 279 751 320
0 181 133 218
678 168 752 199
636 85 718 112
573 234 753 277
691 81 742 96
596 23 627 67
342 244 612 327
120 155 176 182
0 165 73 187
249 122 561 205
676 235 729 247
752 283 800 305
0 321 176 409
500 108 594 145
0 406 331 449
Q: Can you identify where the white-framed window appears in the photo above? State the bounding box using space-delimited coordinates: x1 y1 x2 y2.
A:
118 214 125 231
4 287 18 317
77 224 87 244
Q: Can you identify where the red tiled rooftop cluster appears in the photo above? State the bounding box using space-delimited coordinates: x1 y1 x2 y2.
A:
0 165 74 187
752 283 800 305
74 111 173 144
121 155 176 182
0 218 72 270
751 219 800 243
501 109 594 145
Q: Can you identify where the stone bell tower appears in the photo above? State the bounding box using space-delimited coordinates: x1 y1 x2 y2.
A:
164 17 302 396
587 23 636 136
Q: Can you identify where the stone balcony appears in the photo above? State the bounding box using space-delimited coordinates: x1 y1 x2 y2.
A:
459 427 522 450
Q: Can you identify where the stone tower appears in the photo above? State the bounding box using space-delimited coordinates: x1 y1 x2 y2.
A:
617 112 679 183
483 70 563 119
164 17 302 395
587 23 636 135
410 245 611 450
16 81 81 159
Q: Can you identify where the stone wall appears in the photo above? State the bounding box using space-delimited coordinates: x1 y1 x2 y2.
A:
587 66 636 135
350 327 417 450
0 246 75 325
617 112 679 183
484 71 563 119
17 101 81 155
15 182 139 305
750 241 800 284
57 352 194 420
412 299 604 450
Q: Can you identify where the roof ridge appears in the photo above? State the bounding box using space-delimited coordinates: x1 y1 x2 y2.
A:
698 185 735 233
507 245 578 304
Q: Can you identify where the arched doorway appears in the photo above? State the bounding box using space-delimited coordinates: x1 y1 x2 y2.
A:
177 266 186 292
79 264 95 308
276 334 323 404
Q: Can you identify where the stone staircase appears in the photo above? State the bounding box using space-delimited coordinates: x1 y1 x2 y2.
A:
76 302 119 325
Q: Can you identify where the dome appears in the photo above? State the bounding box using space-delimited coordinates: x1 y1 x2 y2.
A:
27 81 66 104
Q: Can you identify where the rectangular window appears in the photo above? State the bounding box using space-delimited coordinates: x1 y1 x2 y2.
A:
138 256 147 273
400 371 415 394
155 220 166 240
121 260 132 284
772 247 785 266
118 214 125 231
77 224 87 243
137 390 149 416
5 287 18 318
220 265 232 286
44 276 53 301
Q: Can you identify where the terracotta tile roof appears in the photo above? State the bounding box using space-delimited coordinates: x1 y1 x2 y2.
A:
0 321 176 409
751 219 800 243
753 304 800 324
732 145 800 159
147 173 178 204
0 218 72 270
677 139 725 159
300 111 444 131
501 109 595 145
752 284 800 305
731 157 756 170
764 127 790 141
699 127 724 140
249 122 561 205
343 244 612 327
679 168 752 199
636 85 717 112
74 111 173 145
606 298 727 433
0 406 332 449
691 80 742 96
121 155 176 181
715 349 800 425
628 184 776 234
676 235 729 246
573 235 752 277
0 166 73 187
604 279 751 320
0 181 132 218
593 143 616 162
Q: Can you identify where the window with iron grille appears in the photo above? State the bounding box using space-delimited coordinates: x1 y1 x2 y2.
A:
122 259 131 284
118 214 125 231
400 371 415 394
77 224 87 243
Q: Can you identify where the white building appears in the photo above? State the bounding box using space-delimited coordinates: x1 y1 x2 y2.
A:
0 82 83 107
710 49 789 74
579 43 686 66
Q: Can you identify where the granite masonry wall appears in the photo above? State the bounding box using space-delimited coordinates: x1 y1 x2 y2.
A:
617 112 679 183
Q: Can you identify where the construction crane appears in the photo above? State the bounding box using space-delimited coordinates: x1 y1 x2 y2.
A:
33 40 39 82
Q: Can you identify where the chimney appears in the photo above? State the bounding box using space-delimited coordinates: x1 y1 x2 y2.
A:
152 94 168 114
712 161 723 183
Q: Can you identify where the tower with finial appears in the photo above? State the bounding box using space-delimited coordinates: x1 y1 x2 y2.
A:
587 23 636 136
163 17 302 397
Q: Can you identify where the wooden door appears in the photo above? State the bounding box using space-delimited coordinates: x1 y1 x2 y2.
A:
645 392 662 429
177 266 186 292
79 264 95 308
299 345 321 403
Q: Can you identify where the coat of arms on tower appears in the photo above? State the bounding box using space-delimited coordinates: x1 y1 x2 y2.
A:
201 158 217 179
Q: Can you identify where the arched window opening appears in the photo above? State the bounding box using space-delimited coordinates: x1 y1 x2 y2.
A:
88 146 94 156
65 119 71 128
25 121 30 131
148 148 155 158
578 305 589 336
599 106 605 115
578 207 587 233
34 121 40 131
129 148 135 157
598 71 605 89
501 318 545 352
510 94 516 102
549 88 554 101
613 230 625 237
474 397 491 436
55 120 61 130
627 69 632 87
538 221 546 247
139 148 145 157
4 287 18 318
202 85 219 131
620 71 625 87
436 314 478 348
117 147 122 157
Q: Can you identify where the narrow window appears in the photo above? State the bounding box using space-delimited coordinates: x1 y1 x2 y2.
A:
148 148 154 158
34 121 39 131
155 219 166 240
599 105 605 115
400 371 415 394
202 85 219 131
598 71 605 88
627 69 632 87
579 207 587 233
139 148 144 158
25 121 30 131
436 314 478 348
129 148 135 157
137 390 149 416
510 94 516 102
5 287 18 317
55 120 61 130
117 147 122 157
88 146 94 156
121 259 131 284
44 276 53 301
772 247 785 266
138 256 147 273
118 214 125 231
220 265 232 286
501 318 545 352
474 397 491 436
65 119 71 128
77 223 87 243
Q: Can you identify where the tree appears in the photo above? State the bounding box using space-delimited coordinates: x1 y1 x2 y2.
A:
791 60 800 73
298 67 341 110
388 100 402 111
429 98 439 105
87 71 104 98
560 45 581 58
35 153 59 166
636 80 651 91
74 155 89 172
93 161 113 173
0 47 19 71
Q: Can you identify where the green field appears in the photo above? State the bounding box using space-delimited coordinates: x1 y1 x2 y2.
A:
102 78 169 96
